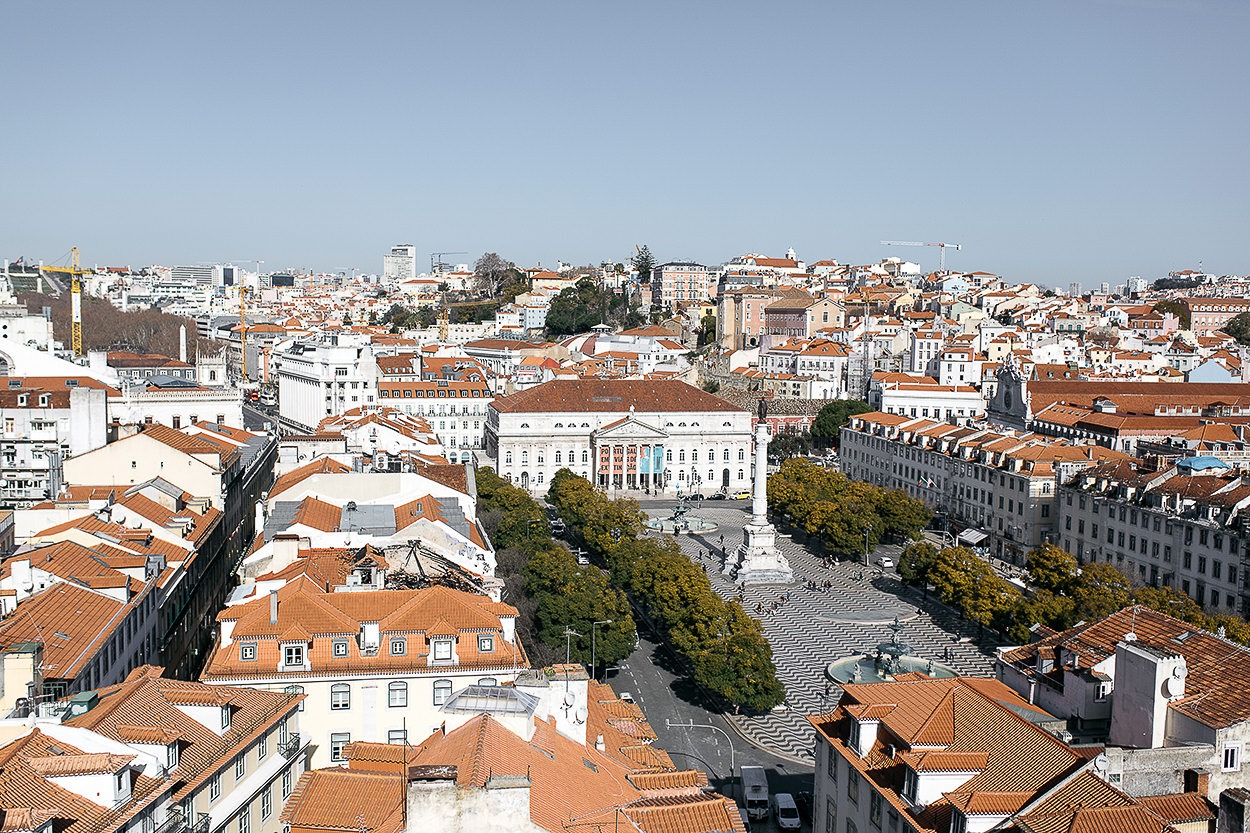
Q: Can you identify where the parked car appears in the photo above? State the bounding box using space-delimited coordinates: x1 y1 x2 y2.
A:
772 793 801 831
876 556 895 569
732 490 752 500
574 548 590 566
618 692 635 704
707 491 727 500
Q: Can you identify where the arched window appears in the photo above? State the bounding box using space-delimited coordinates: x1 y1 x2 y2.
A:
679 450 685 462
555 451 562 464
330 683 350 710
388 682 408 708
738 469 744 480
666 450 672 462
505 452 512 465
723 449 730 461
521 451 528 465
738 449 746 461
433 679 453 706
537 452 544 464
477 677 497 686
581 450 589 463
691 450 698 462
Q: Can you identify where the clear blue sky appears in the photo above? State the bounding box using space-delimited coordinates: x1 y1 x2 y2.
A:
3 0 1247 286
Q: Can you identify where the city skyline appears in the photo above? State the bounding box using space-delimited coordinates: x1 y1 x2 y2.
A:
3 1 1247 285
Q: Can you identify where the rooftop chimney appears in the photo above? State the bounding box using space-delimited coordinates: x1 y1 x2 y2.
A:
269 590 279 625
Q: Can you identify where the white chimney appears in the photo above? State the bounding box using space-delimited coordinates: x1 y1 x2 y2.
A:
269 590 279 626
179 324 187 364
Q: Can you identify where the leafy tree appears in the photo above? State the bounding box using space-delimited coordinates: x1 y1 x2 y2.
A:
545 277 605 337
1151 300 1191 329
1133 585 1206 624
697 313 717 347
1225 311 1250 346
1018 589 1077 634
473 252 520 298
898 541 939 586
1071 563 1132 621
1026 544 1078 595
631 245 656 283
476 468 546 549
811 400 873 449
876 489 930 541
701 379 721 394
523 544 636 668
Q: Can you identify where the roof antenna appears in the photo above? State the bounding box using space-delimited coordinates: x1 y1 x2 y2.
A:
1125 606 1137 642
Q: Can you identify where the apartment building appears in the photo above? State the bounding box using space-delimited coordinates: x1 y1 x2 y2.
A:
0 666 307 833
0 377 110 507
377 379 493 458
868 373 987 422
997 606 1250 805
651 260 717 307
808 675 1218 833
274 338 379 432
281 670 745 833
1057 456 1250 614
202 580 525 769
62 423 277 678
841 412 1129 563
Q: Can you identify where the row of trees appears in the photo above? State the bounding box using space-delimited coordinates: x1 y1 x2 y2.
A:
475 469 637 670
899 541 1250 645
547 469 786 712
767 459 931 558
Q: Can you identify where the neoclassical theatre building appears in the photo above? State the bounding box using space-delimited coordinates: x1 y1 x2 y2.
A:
486 379 753 494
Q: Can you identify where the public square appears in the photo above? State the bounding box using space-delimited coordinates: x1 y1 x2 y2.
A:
623 496 1000 764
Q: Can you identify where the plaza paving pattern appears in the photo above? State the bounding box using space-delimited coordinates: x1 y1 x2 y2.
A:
652 502 1000 763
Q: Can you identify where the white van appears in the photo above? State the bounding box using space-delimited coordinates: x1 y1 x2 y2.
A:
772 792 801 830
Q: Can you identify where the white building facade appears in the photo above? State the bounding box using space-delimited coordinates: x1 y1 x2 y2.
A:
486 379 753 495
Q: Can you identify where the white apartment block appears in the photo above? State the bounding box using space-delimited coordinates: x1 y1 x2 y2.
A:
273 339 379 432
382 244 417 281
378 379 494 460
840 412 1129 564
0 379 109 506
203 580 525 770
1057 457 1249 615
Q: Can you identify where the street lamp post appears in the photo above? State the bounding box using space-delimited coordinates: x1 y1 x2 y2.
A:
864 522 873 565
666 719 737 800
591 619 612 681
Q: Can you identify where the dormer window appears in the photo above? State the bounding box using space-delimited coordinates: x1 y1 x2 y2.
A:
239 643 257 662
220 705 231 730
332 639 349 658
848 720 861 749
390 637 407 656
283 644 304 668
431 639 453 662
902 768 918 803
167 742 180 769
478 635 494 653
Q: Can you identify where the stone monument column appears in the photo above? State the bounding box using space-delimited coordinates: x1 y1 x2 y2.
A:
723 398 794 585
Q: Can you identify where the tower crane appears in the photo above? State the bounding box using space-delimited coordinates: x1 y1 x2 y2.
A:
430 251 467 274
39 247 90 356
880 240 962 272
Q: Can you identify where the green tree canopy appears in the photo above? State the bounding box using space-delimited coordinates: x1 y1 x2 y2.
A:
1151 300 1191 329
1026 544 1079 595
811 399 873 448
1225 311 1250 345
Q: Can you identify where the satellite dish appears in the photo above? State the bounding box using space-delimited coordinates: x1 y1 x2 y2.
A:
562 692 575 708
1173 665 1187 679
1163 675 1184 698
575 706 588 724
1093 753 1108 772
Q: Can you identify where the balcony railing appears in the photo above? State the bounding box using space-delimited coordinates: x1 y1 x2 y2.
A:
155 810 208 833
278 732 301 759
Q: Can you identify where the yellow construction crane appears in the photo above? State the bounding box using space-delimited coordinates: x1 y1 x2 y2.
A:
439 290 449 342
39 247 89 356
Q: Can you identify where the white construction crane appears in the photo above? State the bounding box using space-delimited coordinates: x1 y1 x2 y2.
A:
880 240 962 271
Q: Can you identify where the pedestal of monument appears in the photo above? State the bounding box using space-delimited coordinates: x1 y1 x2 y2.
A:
723 407 794 585
731 517 794 585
